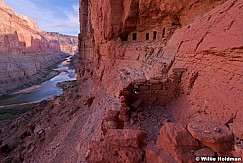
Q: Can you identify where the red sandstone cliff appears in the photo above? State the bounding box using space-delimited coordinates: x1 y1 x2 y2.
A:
78 0 242 122
0 0 78 95
0 0 78 55
0 1 57 54
77 0 243 162
0 0 242 162
41 32 78 55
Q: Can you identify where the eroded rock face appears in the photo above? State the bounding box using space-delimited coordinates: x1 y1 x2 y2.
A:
78 0 242 124
0 53 67 95
229 122 243 140
187 121 233 153
86 129 146 163
105 129 147 148
0 1 78 55
78 0 243 162
163 0 243 124
0 0 242 162
0 1 78 94
41 32 78 55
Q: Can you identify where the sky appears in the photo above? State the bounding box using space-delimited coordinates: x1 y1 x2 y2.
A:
5 0 79 36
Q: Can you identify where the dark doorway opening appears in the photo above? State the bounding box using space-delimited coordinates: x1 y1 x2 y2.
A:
132 33 137 41
153 31 157 40
146 33 149 40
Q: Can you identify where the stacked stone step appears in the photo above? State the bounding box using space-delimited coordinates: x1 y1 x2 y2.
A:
119 96 130 122
101 84 136 135
86 129 147 163
101 103 124 135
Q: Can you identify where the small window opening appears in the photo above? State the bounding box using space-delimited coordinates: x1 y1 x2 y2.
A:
162 28 165 38
153 31 157 40
146 33 149 40
132 33 137 41
172 22 176 26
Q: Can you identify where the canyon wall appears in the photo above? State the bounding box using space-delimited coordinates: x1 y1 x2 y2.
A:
0 53 67 95
79 0 242 123
41 32 78 55
0 0 78 95
0 0 78 55
0 0 242 162
77 0 243 162
0 1 55 54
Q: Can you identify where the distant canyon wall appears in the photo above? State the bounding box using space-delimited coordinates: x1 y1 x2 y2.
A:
0 0 78 55
0 0 78 95
41 32 78 55
0 53 68 95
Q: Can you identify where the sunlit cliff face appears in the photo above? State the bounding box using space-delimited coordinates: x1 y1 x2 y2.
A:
0 2 78 55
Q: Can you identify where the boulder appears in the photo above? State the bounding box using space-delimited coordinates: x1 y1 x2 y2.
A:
232 143 243 158
156 122 198 162
187 121 233 153
86 141 124 163
118 147 144 163
146 141 176 163
104 109 119 121
105 129 147 148
229 122 243 140
157 122 199 150
194 147 215 157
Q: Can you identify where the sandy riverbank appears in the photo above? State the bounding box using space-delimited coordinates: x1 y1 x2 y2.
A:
11 85 42 95
0 53 69 96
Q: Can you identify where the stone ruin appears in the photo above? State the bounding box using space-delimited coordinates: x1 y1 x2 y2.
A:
123 17 181 42
86 65 242 162
86 68 189 162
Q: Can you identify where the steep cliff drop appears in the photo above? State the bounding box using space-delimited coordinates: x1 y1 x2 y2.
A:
0 0 242 162
0 0 78 95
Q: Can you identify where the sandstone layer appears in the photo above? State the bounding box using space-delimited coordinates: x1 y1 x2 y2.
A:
0 0 78 55
40 32 78 55
0 53 67 95
0 0 242 162
0 0 78 95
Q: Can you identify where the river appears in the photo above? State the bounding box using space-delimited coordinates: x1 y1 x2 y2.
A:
0 57 76 106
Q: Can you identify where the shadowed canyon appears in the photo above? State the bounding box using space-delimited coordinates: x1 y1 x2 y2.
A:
0 0 78 95
0 0 242 162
